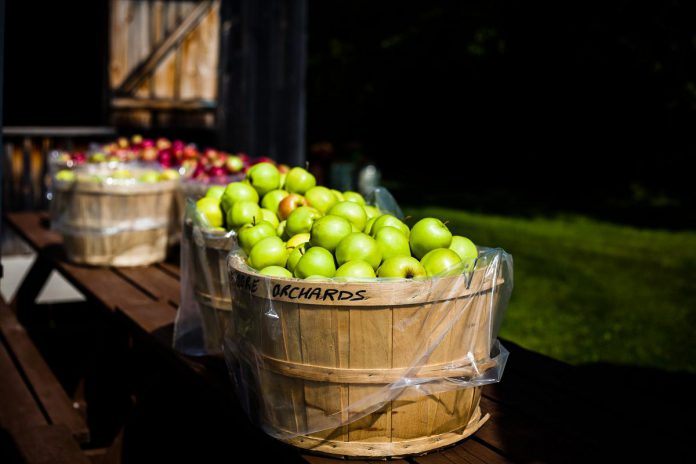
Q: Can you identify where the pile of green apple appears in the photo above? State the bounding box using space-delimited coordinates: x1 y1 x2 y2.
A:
55 168 180 184
195 163 478 280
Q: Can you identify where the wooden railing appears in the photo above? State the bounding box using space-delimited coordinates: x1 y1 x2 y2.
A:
2 127 117 212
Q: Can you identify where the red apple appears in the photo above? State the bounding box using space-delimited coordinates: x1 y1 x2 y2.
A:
156 137 171 150
278 193 307 220
142 147 158 162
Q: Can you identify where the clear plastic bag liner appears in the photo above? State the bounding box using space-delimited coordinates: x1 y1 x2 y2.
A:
366 186 404 219
173 198 237 355
223 246 513 438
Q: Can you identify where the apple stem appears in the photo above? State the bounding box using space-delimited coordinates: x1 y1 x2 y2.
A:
305 160 310 171
403 215 412 223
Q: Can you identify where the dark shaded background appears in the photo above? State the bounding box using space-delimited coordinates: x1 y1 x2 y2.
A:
3 0 695 227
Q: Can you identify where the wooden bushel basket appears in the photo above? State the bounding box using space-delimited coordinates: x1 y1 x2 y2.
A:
184 220 236 352
227 256 504 458
53 180 177 266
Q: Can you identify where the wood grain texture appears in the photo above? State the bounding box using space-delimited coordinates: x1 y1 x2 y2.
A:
0 341 47 432
0 302 89 443
13 424 92 464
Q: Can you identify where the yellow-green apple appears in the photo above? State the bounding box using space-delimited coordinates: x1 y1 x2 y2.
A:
286 206 322 237
449 236 478 271
259 266 293 278
370 214 410 238
55 170 76 182
294 246 336 279
260 208 280 228
159 169 180 181
335 232 382 270
226 200 263 229
246 162 280 196
377 256 426 279
225 155 244 173
335 260 376 279
276 220 287 238
261 189 289 215
278 193 307 220
221 181 259 213
286 232 310 249
331 189 344 202
364 205 381 220
342 191 366 205
286 243 307 273
238 221 277 254
305 186 337 213
364 216 378 235
375 226 411 262
195 197 224 228
420 248 462 277
205 185 226 200
409 218 452 259
328 201 367 231
309 215 352 252
138 170 160 183
284 167 316 194
248 236 289 270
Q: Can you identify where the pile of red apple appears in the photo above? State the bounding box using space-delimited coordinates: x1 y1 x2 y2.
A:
196 163 478 280
52 135 286 184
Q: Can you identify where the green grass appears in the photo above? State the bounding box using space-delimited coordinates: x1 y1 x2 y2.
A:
403 207 696 373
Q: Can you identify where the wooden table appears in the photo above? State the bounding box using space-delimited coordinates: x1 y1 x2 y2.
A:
6 211 690 463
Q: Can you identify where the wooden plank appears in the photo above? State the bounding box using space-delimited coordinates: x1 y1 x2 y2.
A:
111 97 216 110
5 211 61 250
0 302 89 443
115 265 181 307
109 0 130 89
115 301 175 335
0 340 47 432
301 456 407 464
13 424 91 464
156 261 180 278
180 2 219 100
116 1 214 95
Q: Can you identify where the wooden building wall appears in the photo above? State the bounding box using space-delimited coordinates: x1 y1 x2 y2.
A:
109 0 220 129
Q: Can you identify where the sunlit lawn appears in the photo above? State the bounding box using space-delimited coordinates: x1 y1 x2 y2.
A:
403 207 696 373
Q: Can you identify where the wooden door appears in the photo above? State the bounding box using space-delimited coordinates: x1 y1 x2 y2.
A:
109 0 220 129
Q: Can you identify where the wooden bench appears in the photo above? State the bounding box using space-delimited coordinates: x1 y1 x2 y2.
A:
6 211 692 463
0 300 91 464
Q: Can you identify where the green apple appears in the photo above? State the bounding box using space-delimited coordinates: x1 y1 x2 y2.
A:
260 208 280 228
221 182 259 213
278 193 308 220
335 260 376 279
331 189 345 202
342 191 366 205
205 185 226 201
246 162 280 196
276 220 287 238
112 169 132 180
304 275 330 281
294 246 336 279
309 215 352 252
328 201 367 231
90 152 106 162
226 200 263 230
305 186 337 214
195 197 224 228
259 266 293 278
238 221 277 255
409 218 453 259
364 216 378 235
449 236 478 272
375 226 411 262
279 172 287 189
286 232 311 249
55 170 76 182
248 236 289 270
377 256 427 279
286 243 307 273
286 206 322 237
284 167 316 194
335 232 382 270
370 214 410 238
138 170 160 183
261 189 289 215
420 248 462 277
364 205 381 220
160 169 180 181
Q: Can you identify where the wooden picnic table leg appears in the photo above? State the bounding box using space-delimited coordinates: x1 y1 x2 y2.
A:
11 249 54 324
